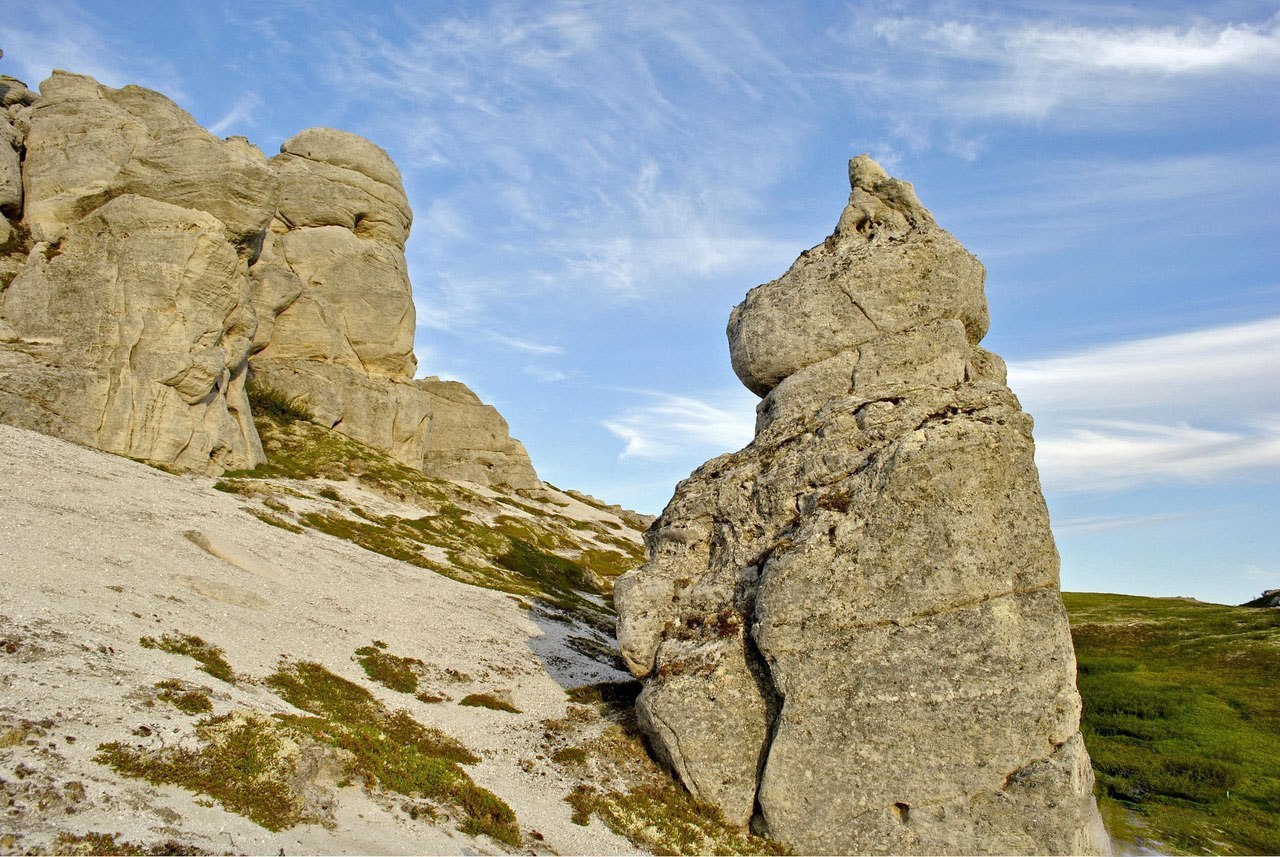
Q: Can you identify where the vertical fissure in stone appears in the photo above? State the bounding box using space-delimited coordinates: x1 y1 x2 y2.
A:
743 619 782 837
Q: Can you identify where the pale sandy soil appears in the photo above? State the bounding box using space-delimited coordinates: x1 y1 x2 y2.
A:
0 423 638 855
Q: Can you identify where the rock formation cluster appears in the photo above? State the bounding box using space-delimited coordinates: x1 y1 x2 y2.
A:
615 156 1108 854
0 71 537 487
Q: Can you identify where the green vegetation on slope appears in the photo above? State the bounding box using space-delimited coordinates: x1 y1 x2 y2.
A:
219 406 644 630
544 680 786 855
102 636 521 846
1065 592 1280 855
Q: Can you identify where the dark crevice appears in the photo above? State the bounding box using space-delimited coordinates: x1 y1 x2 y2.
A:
743 610 783 838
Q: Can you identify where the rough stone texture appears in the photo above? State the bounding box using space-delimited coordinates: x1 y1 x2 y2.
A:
615 156 1108 855
248 127 539 488
0 194 263 472
251 358 542 490
21 71 280 248
0 71 539 488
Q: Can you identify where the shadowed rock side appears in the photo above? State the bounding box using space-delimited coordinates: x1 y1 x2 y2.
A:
0 70 538 488
615 156 1109 855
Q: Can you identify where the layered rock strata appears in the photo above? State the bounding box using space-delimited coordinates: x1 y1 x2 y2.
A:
615 156 1107 855
0 70 537 488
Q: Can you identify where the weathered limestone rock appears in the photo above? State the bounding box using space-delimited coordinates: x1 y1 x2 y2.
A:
0 71 539 488
0 194 262 471
615 156 1108 855
21 71 280 249
1242 588 1280 608
247 127 539 488
250 359 542 490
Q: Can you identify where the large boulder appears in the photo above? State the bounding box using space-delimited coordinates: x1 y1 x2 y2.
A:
246 127 539 488
615 156 1107 855
0 194 262 471
20 71 280 250
0 72 539 489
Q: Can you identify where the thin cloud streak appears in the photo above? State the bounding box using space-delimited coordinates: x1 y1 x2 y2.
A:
829 7 1280 155
1012 316 1280 493
604 390 755 460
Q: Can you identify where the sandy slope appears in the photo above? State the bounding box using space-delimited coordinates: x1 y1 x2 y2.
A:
0 424 637 855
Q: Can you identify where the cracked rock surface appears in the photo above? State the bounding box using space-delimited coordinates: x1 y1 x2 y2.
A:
615 155 1109 855
0 71 538 488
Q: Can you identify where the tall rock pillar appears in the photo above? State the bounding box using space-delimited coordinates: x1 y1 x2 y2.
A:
615 156 1108 855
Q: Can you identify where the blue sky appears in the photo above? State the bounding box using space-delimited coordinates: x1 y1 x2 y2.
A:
5 0 1278 605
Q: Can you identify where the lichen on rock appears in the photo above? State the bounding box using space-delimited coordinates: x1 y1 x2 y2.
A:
615 155 1110 855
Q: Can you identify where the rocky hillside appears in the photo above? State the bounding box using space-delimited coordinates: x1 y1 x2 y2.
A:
615 156 1108 855
0 70 535 488
0 415 678 856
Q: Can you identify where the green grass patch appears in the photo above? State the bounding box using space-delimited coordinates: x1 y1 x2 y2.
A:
154 680 213 715
459 693 520 713
96 712 308 831
139 632 235 684
266 661 519 846
1066 592 1280 855
354 644 422 694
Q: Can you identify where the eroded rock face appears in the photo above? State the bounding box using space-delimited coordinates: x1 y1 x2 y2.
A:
0 71 271 472
615 156 1108 855
0 71 539 488
0 195 262 472
247 128 539 489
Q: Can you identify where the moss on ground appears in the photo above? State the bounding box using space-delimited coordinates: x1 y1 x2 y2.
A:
1066 592 1280 855
267 661 520 846
154 680 213 715
354 644 423 694
139 633 235 684
96 712 309 831
459 693 520 714
545 680 784 855
50 832 209 855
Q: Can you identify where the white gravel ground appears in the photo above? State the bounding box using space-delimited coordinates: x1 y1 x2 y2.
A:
0 423 637 856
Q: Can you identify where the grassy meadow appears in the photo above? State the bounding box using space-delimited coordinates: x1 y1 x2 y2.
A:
1065 592 1280 855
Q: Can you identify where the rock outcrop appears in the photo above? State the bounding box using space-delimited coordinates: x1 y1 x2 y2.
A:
0 73 272 471
248 128 539 489
0 70 538 488
615 156 1108 855
1242 588 1280 608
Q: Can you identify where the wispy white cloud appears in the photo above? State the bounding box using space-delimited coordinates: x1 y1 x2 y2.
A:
1052 511 1190 536
1010 316 1280 493
300 1 808 329
487 333 564 355
1242 564 1277 582
1033 419 1280 493
830 8 1280 155
603 390 755 460
1 0 187 100
524 365 568 383
207 93 261 136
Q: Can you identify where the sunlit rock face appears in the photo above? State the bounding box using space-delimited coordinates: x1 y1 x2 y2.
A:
615 155 1109 856
0 72 539 488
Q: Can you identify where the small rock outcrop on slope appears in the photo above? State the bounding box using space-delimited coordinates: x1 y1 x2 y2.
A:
1242 588 1280 608
0 70 538 487
615 156 1109 855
